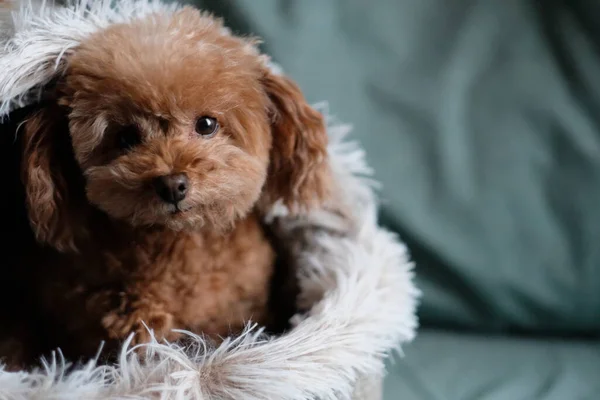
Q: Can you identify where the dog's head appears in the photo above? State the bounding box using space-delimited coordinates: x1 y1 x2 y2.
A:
18 8 329 252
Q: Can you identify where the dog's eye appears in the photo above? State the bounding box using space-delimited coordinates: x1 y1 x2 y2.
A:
195 116 218 137
117 125 141 150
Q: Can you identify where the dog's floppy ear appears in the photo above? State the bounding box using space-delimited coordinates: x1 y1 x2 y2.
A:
260 67 331 211
21 103 86 252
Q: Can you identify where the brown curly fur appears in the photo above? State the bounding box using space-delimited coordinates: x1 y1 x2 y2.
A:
0 7 330 369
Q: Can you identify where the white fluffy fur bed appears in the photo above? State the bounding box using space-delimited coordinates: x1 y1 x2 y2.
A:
0 1 419 399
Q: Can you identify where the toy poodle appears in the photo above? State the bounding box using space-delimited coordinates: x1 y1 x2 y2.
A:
0 5 330 369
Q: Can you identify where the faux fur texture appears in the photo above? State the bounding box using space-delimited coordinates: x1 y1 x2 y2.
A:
0 1 419 399
0 0 179 117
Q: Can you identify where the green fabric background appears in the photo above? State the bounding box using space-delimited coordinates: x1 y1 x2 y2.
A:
383 329 600 400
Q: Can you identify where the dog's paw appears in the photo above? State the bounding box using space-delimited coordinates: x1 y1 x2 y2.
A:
102 308 177 346
131 311 177 345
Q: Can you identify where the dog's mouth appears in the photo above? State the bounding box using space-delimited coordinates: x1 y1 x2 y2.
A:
167 203 192 215
137 202 198 231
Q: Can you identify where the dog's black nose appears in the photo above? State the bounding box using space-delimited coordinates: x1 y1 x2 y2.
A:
153 173 189 204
